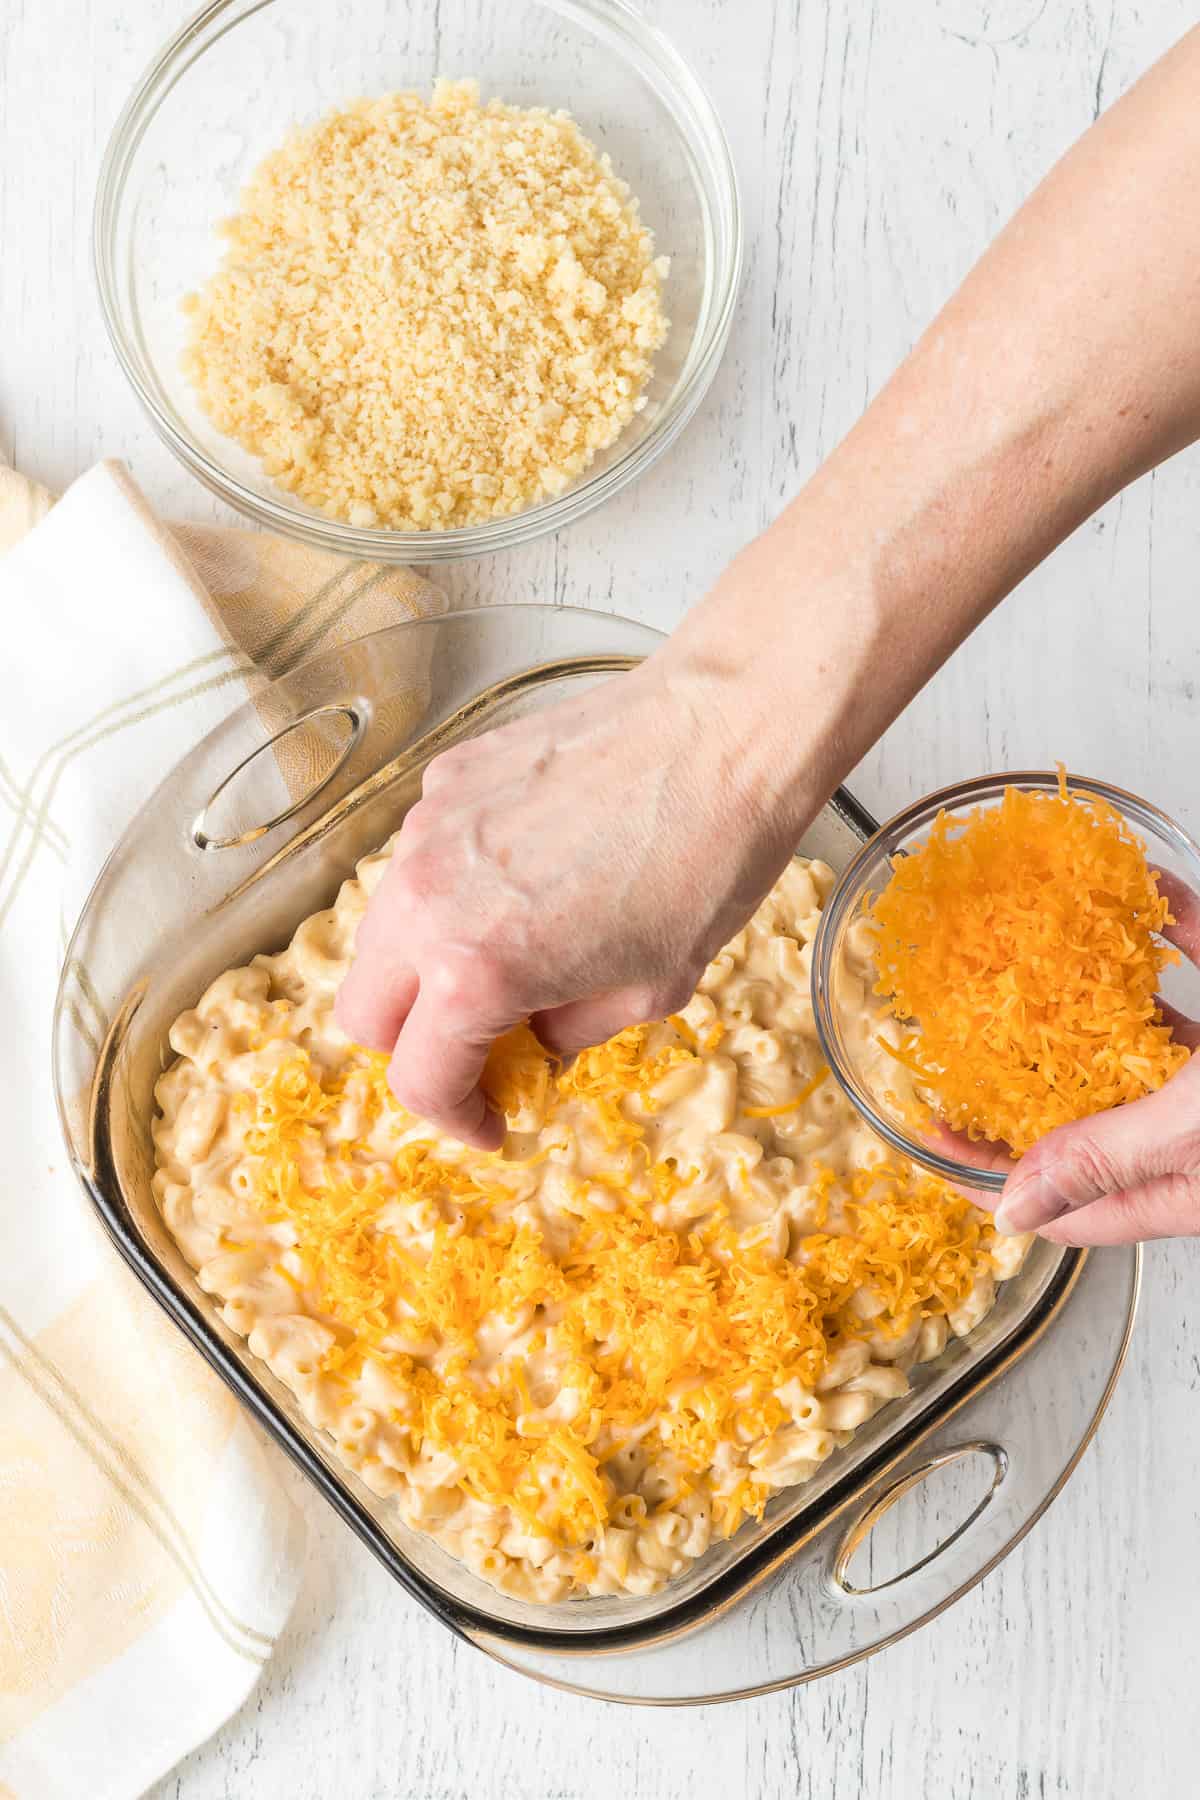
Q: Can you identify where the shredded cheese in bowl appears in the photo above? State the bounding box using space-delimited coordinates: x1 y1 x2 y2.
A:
864 770 1190 1155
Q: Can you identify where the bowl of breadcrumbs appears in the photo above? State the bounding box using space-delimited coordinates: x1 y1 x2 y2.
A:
95 0 741 560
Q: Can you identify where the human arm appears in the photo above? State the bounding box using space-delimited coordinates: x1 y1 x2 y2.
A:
336 28 1200 1150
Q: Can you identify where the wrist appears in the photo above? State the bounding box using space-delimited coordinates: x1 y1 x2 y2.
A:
658 355 1050 840
656 494 895 846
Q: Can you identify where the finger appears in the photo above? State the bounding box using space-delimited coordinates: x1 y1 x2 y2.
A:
1156 998 1200 1052
1038 1170 1200 1246
924 1121 1018 1187
334 955 418 1052
531 986 663 1059
993 1052 1200 1235
1154 870 1200 966
387 968 508 1151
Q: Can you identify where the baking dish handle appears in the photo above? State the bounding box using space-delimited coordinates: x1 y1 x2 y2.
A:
812 1246 1137 1643
829 1438 1009 1596
191 702 368 850
468 1241 1137 1702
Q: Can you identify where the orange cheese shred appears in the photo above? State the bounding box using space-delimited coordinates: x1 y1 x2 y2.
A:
864 769 1190 1154
743 1065 829 1117
237 1017 997 1555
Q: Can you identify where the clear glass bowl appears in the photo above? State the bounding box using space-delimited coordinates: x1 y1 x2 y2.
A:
812 771 1200 1195
93 0 741 560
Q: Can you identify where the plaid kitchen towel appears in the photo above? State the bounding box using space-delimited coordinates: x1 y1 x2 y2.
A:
0 460 443 1800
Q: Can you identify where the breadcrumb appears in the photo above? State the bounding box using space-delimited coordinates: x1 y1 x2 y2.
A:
181 78 669 530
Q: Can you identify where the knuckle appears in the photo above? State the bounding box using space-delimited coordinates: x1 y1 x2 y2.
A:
398 799 435 844
389 848 439 909
425 947 510 1015
620 985 662 1025
425 956 472 1011
1050 1134 1126 1205
1121 1172 1200 1241
422 743 473 791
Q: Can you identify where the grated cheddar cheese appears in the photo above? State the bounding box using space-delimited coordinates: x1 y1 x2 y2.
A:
864 771 1190 1154
152 849 1027 1604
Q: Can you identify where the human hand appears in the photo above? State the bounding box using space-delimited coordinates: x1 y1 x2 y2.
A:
991 882 1200 1245
334 638 810 1149
988 1021 1200 1245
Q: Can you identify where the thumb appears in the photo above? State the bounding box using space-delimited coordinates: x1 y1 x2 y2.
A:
1034 1170 1200 1246
993 1051 1200 1237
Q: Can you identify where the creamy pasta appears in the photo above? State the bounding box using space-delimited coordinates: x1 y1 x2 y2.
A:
152 847 1031 1603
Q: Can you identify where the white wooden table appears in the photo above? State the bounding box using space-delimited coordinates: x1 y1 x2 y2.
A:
5 1 1200 1793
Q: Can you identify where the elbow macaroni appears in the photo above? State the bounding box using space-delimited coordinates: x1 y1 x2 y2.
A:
152 850 1032 1603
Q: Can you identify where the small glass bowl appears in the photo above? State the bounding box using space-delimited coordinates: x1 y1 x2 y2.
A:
812 772 1200 1194
93 0 741 561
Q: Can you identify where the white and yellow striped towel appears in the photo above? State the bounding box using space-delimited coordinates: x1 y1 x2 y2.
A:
0 461 443 1799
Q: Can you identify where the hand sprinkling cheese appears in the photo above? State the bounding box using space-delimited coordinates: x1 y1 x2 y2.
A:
338 29 1200 1246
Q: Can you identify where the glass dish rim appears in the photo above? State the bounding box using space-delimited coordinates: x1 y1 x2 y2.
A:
50 610 1089 1664
91 0 744 562
811 767 1200 1195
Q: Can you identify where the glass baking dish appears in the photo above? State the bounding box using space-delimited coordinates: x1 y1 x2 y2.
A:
52 605 1137 1701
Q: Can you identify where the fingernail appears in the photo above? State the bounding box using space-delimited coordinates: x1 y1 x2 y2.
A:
994 1176 1071 1237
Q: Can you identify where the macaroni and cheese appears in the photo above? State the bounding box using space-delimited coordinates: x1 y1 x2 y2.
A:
152 848 1031 1602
